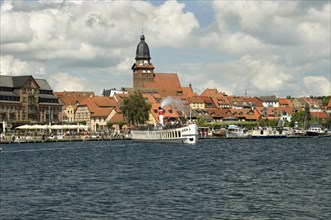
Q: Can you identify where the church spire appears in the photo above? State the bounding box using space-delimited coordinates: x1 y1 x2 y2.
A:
132 34 155 88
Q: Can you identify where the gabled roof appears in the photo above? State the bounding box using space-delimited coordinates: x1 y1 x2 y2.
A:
108 112 124 123
92 107 113 117
278 98 292 106
54 91 95 108
0 75 14 87
143 73 183 97
190 96 204 104
78 96 116 117
200 96 217 108
35 79 52 90
254 106 297 117
182 86 198 98
80 96 116 108
311 111 328 119
244 97 263 107
200 88 227 97
12 75 32 88
0 75 41 89
113 93 129 103
301 97 322 109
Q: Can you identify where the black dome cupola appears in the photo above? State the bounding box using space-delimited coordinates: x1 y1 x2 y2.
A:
135 34 151 61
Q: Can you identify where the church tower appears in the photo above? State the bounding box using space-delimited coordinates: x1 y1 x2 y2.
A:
132 34 155 88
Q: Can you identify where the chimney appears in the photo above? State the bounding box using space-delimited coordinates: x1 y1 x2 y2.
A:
158 107 164 126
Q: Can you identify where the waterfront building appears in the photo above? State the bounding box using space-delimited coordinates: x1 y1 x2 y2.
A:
54 91 95 123
75 96 116 131
0 75 62 130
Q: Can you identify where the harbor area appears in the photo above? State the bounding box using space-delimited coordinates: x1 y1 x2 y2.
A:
0 130 130 144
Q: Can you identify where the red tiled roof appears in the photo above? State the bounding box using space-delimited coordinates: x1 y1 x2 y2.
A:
311 111 328 119
109 112 124 123
80 96 116 117
190 96 204 104
182 87 198 98
200 88 227 97
143 73 183 97
54 91 95 109
278 98 292 106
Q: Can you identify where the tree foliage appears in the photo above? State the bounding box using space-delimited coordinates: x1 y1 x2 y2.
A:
121 90 151 126
290 104 311 128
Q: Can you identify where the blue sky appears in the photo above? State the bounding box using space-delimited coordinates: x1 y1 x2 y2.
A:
1 0 330 97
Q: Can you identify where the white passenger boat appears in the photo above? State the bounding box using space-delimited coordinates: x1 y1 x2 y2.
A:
130 123 199 144
226 125 249 138
130 107 198 144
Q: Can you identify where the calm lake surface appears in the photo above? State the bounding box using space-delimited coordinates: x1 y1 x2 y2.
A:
0 137 330 220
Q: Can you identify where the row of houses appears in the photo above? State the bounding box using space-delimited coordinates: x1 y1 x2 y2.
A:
1 75 330 132
55 88 331 131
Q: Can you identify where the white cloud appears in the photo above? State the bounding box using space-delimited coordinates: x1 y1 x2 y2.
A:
1 11 33 44
0 0 329 97
197 79 233 96
50 72 86 91
147 1 199 47
0 55 45 75
303 76 331 96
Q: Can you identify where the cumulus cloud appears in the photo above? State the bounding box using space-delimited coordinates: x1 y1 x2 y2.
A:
147 1 199 47
0 0 329 97
197 79 233 96
303 76 331 96
50 72 86 91
0 55 45 75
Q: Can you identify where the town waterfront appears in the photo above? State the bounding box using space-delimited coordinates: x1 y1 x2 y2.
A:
0 138 330 219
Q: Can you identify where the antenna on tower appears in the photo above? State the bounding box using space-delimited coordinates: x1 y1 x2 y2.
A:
245 89 247 97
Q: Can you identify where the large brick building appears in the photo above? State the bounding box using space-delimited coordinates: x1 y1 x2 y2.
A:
131 34 193 97
0 75 62 130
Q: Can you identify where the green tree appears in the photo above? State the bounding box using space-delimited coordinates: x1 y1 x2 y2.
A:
322 96 330 106
121 90 151 126
290 104 311 128
196 117 207 127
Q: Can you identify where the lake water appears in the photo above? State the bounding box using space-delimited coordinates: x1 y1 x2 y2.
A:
0 137 330 219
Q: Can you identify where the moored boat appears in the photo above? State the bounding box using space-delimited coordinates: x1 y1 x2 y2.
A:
287 128 306 137
306 126 326 136
226 124 249 138
249 127 287 139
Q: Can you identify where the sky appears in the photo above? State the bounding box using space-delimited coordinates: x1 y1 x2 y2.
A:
1 0 330 97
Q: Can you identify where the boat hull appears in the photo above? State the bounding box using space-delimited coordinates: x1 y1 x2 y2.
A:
251 135 287 139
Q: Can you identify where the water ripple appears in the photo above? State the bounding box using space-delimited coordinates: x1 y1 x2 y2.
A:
1 138 330 219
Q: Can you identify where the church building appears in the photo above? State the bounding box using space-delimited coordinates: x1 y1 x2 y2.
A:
131 34 190 97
